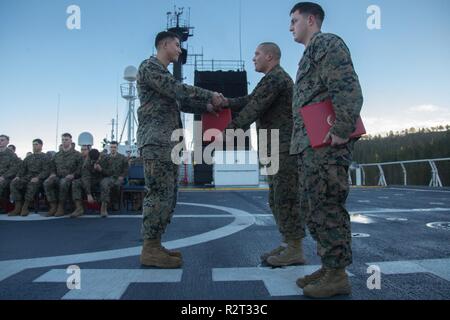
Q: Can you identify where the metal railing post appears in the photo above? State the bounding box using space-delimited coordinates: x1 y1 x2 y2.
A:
400 162 407 186
377 164 387 186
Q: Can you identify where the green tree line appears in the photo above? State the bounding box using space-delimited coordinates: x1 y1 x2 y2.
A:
353 126 450 186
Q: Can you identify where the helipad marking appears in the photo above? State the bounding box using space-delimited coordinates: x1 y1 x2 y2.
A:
0 202 255 282
426 222 450 231
366 258 450 281
34 269 182 300
390 187 450 194
212 266 354 297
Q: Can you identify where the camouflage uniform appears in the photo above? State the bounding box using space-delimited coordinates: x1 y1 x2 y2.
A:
100 153 129 203
10 153 50 202
44 149 83 203
137 56 214 240
227 65 306 241
0 148 19 198
291 32 363 269
72 155 111 202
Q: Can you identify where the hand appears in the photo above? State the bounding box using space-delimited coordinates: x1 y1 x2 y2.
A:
30 177 39 183
66 174 74 181
211 92 227 107
87 194 95 204
94 164 102 172
12 177 19 182
118 176 125 184
49 174 56 179
323 131 349 146
206 103 220 117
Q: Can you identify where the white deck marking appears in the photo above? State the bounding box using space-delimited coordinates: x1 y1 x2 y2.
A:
366 258 450 281
212 266 353 297
34 269 182 300
0 202 255 282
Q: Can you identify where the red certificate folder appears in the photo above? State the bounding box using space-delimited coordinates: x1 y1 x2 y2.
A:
300 99 366 149
202 108 232 142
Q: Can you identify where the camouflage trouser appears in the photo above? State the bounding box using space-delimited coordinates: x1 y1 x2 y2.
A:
99 177 124 203
0 178 11 198
10 178 43 202
43 176 74 203
267 152 306 241
298 145 353 269
141 156 179 240
72 178 110 203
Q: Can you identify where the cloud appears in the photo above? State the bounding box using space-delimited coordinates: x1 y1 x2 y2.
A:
408 104 445 113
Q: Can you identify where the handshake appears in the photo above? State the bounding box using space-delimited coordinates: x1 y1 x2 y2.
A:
206 92 229 117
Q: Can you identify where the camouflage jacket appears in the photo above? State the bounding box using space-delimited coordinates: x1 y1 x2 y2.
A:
17 152 51 181
50 149 83 178
290 32 363 155
106 153 129 178
136 56 214 150
81 156 110 193
227 65 293 154
0 148 19 179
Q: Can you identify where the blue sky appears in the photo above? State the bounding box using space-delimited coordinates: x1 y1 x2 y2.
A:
1 0 449 158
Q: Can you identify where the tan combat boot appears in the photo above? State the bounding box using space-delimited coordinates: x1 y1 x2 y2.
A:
8 201 22 216
303 268 351 298
46 202 58 217
296 267 326 288
140 239 182 268
54 202 65 217
266 239 306 267
70 200 84 218
20 201 30 216
100 202 108 218
161 246 182 259
260 243 287 262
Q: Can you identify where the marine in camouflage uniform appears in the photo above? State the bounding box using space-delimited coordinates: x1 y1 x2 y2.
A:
225 50 306 266
100 151 129 209
291 30 363 296
9 152 50 216
0 148 19 200
71 153 111 217
137 55 215 242
44 148 83 216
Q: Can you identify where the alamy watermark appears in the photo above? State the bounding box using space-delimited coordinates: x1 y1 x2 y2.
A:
66 5 81 30
170 122 280 176
66 265 81 290
367 5 381 30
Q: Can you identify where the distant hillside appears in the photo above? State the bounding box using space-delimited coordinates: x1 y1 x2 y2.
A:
353 126 450 186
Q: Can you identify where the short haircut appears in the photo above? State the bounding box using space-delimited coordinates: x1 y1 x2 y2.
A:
62 133 72 139
8 145 16 151
110 141 118 146
258 42 282 60
33 139 43 145
155 31 180 48
290 2 325 26
0 134 10 141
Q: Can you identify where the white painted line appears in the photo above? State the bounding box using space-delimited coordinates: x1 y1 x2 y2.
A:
378 197 389 199
358 200 371 203
34 269 182 300
350 214 375 224
213 266 354 297
357 208 450 214
390 187 450 194
0 202 255 282
366 258 450 281
429 202 445 205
